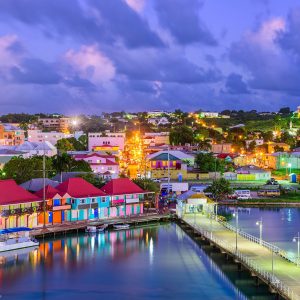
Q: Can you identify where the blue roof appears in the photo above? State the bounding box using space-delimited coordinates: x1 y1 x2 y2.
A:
0 227 32 235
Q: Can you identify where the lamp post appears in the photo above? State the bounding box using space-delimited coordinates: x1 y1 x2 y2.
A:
293 232 300 267
256 218 263 245
233 209 239 253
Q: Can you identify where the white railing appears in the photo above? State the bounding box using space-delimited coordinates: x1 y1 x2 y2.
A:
184 218 299 300
218 218 298 265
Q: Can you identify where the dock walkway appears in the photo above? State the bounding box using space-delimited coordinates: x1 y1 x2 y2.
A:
31 213 171 238
181 213 300 300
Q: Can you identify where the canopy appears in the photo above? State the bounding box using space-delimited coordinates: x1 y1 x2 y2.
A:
0 227 32 235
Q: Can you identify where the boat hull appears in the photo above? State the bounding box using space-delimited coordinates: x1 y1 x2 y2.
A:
0 241 39 252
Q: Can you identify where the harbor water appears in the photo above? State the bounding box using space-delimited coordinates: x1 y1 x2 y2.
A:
0 223 278 299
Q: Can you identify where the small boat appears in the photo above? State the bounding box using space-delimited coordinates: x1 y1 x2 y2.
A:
85 226 97 233
113 224 130 230
0 227 39 252
96 224 108 232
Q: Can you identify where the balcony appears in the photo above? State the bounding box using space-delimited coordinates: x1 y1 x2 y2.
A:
52 204 71 211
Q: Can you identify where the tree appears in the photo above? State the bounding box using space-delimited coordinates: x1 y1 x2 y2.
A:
52 153 92 173
205 178 232 201
133 178 159 194
79 173 105 188
247 141 256 152
195 153 225 173
279 107 291 115
169 125 193 145
3 156 53 184
56 139 75 152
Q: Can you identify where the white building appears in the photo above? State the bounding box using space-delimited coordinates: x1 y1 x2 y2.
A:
28 130 74 146
73 153 119 179
143 132 169 145
147 117 170 126
88 132 126 151
0 141 57 157
199 112 219 118
245 139 264 149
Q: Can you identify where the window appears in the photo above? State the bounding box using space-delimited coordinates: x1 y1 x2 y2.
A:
80 199 85 204
101 197 106 203
91 198 97 203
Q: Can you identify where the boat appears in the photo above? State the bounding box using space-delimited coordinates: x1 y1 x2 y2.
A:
0 227 39 252
96 224 108 232
85 226 97 233
113 224 130 230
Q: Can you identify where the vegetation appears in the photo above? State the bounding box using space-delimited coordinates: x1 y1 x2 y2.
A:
195 153 225 173
169 125 193 145
55 136 87 152
205 178 233 201
2 154 92 184
133 178 160 194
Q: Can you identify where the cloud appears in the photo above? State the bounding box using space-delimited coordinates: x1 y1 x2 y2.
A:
10 58 61 85
229 17 300 95
124 0 145 13
225 73 251 94
0 0 164 49
153 0 217 46
64 45 115 83
111 48 222 84
0 35 23 68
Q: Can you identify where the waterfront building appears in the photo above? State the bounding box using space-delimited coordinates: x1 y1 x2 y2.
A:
35 185 71 225
0 123 25 146
55 178 109 221
0 179 42 229
101 178 147 217
236 165 271 181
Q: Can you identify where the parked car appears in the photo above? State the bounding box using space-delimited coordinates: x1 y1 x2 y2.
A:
258 190 280 197
160 177 169 181
235 190 251 200
152 178 161 183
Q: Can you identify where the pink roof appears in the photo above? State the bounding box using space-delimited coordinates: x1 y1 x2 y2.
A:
101 178 146 196
0 179 41 205
90 159 118 166
56 178 106 198
35 185 61 199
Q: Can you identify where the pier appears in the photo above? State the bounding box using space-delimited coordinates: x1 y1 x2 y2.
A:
31 213 172 238
179 213 300 300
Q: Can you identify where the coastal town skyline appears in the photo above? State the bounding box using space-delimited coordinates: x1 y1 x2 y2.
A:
1 0 300 114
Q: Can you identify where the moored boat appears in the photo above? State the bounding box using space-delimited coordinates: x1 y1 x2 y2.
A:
0 227 39 252
85 226 97 233
96 224 108 232
113 224 130 230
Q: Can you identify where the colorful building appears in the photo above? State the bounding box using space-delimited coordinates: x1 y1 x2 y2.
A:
101 178 148 217
55 178 109 222
0 180 42 229
35 185 71 225
73 153 119 179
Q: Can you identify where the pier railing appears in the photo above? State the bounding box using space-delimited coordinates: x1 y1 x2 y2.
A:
218 218 298 266
185 218 298 300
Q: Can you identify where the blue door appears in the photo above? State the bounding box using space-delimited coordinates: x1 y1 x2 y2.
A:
62 211 65 222
54 199 60 206
94 209 99 218
49 212 53 223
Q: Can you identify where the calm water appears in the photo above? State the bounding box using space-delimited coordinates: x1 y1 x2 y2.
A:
226 206 300 253
0 224 276 300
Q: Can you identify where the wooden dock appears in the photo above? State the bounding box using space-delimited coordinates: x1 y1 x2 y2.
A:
31 213 172 238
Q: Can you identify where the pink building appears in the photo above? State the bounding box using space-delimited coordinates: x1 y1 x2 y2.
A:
73 153 119 179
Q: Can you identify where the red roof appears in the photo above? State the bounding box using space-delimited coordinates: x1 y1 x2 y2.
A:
56 178 106 198
217 153 237 159
35 185 61 199
0 179 41 205
101 178 146 196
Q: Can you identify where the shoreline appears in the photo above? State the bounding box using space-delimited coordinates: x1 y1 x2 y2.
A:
219 200 300 207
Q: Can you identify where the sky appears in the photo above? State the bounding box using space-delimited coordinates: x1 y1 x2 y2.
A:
0 0 300 114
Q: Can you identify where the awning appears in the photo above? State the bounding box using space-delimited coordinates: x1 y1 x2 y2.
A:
0 227 32 235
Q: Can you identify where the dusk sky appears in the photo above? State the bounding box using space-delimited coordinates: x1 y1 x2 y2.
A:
0 0 300 114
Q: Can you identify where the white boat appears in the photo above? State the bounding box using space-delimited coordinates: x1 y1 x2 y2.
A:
0 227 39 253
85 226 97 233
113 224 130 230
97 224 108 232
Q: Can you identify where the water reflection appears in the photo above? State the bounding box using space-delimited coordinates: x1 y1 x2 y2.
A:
0 224 275 300
226 206 300 253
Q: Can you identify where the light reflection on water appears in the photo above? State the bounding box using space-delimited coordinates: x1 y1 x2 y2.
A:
0 224 275 300
226 206 300 253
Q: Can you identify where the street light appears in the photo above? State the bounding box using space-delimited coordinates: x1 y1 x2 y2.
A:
293 232 300 267
256 218 263 245
233 209 239 253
